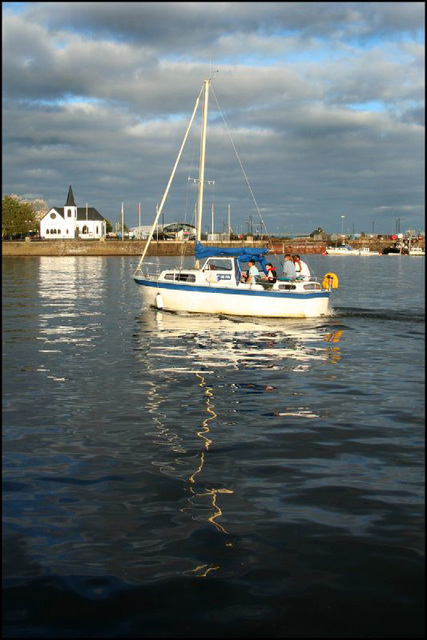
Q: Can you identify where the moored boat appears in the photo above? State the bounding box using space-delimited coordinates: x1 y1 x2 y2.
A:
382 244 404 255
408 246 425 256
325 244 359 255
357 247 380 256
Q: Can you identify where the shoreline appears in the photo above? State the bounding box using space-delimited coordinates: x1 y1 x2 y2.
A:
1 238 409 257
2 239 328 257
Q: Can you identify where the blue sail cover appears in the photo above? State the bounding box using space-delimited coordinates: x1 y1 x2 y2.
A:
194 241 270 275
195 241 269 261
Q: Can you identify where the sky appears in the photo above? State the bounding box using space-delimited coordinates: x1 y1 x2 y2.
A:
2 2 425 236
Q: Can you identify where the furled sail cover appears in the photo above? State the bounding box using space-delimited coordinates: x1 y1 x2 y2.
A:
194 241 269 261
194 241 270 274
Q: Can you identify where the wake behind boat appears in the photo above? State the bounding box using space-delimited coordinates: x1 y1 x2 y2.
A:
133 77 338 318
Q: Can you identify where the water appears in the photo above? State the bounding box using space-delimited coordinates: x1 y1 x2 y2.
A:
2 254 425 638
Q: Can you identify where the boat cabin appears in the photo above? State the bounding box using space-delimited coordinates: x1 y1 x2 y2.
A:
202 257 240 284
159 251 271 288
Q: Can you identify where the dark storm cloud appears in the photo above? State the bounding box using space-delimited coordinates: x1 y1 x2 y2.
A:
2 2 424 234
24 2 424 46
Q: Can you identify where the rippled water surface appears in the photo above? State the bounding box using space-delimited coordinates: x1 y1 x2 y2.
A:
2 255 425 638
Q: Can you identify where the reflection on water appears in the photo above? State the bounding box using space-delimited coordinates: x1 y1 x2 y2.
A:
136 310 343 373
37 257 105 346
134 310 345 576
3 256 424 638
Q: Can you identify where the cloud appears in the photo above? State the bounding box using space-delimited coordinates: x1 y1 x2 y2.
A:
2 2 424 234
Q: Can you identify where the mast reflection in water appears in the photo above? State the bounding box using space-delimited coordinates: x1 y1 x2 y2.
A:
134 311 345 578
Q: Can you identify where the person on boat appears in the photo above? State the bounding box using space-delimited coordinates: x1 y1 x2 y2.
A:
292 254 311 279
245 259 260 284
292 255 302 275
283 254 296 279
265 263 277 282
259 262 278 289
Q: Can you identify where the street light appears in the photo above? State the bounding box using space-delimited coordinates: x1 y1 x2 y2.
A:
341 215 345 237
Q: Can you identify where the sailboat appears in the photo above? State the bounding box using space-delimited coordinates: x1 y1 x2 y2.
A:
133 78 338 318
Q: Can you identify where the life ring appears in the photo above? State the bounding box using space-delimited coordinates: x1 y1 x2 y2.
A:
322 272 339 289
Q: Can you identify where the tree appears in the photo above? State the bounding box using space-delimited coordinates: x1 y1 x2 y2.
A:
7 194 49 221
2 195 37 238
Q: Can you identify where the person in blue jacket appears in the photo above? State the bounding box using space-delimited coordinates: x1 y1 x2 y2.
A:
283 254 296 279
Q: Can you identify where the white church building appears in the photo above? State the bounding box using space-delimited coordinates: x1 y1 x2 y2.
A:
40 186 107 240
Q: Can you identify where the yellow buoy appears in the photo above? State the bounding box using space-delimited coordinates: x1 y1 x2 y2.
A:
322 272 339 290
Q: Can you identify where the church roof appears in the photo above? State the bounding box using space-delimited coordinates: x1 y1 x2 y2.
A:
65 185 76 207
75 207 104 221
42 207 105 221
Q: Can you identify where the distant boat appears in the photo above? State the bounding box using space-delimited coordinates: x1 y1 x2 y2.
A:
408 246 425 257
382 245 404 255
325 244 359 255
133 77 338 318
356 247 381 256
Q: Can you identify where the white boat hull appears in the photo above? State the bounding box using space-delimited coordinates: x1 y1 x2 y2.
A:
325 249 359 255
134 277 330 318
325 245 359 255
357 249 380 256
326 248 379 256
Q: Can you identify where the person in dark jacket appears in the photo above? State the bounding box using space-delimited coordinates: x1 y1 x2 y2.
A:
265 263 277 282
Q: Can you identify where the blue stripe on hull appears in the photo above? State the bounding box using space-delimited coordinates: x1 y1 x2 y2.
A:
133 277 329 300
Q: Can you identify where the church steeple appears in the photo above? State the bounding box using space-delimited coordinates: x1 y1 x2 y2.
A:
65 185 76 207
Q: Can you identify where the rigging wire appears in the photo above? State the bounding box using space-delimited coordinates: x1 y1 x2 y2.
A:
178 136 199 269
210 84 283 266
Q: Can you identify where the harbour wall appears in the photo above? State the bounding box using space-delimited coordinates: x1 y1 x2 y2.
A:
2 239 327 257
2 238 420 257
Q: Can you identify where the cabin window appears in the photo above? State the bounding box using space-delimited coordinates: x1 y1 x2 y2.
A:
164 273 196 282
176 273 195 282
204 259 233 271
303 283 321 291
278 284 296 291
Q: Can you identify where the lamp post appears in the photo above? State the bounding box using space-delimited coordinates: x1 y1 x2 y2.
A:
341 215 345 238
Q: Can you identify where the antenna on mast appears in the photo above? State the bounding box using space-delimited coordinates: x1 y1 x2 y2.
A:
209 60 219 81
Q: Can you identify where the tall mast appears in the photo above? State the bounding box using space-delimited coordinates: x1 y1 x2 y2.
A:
133 84 204 274
196 79 210 243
